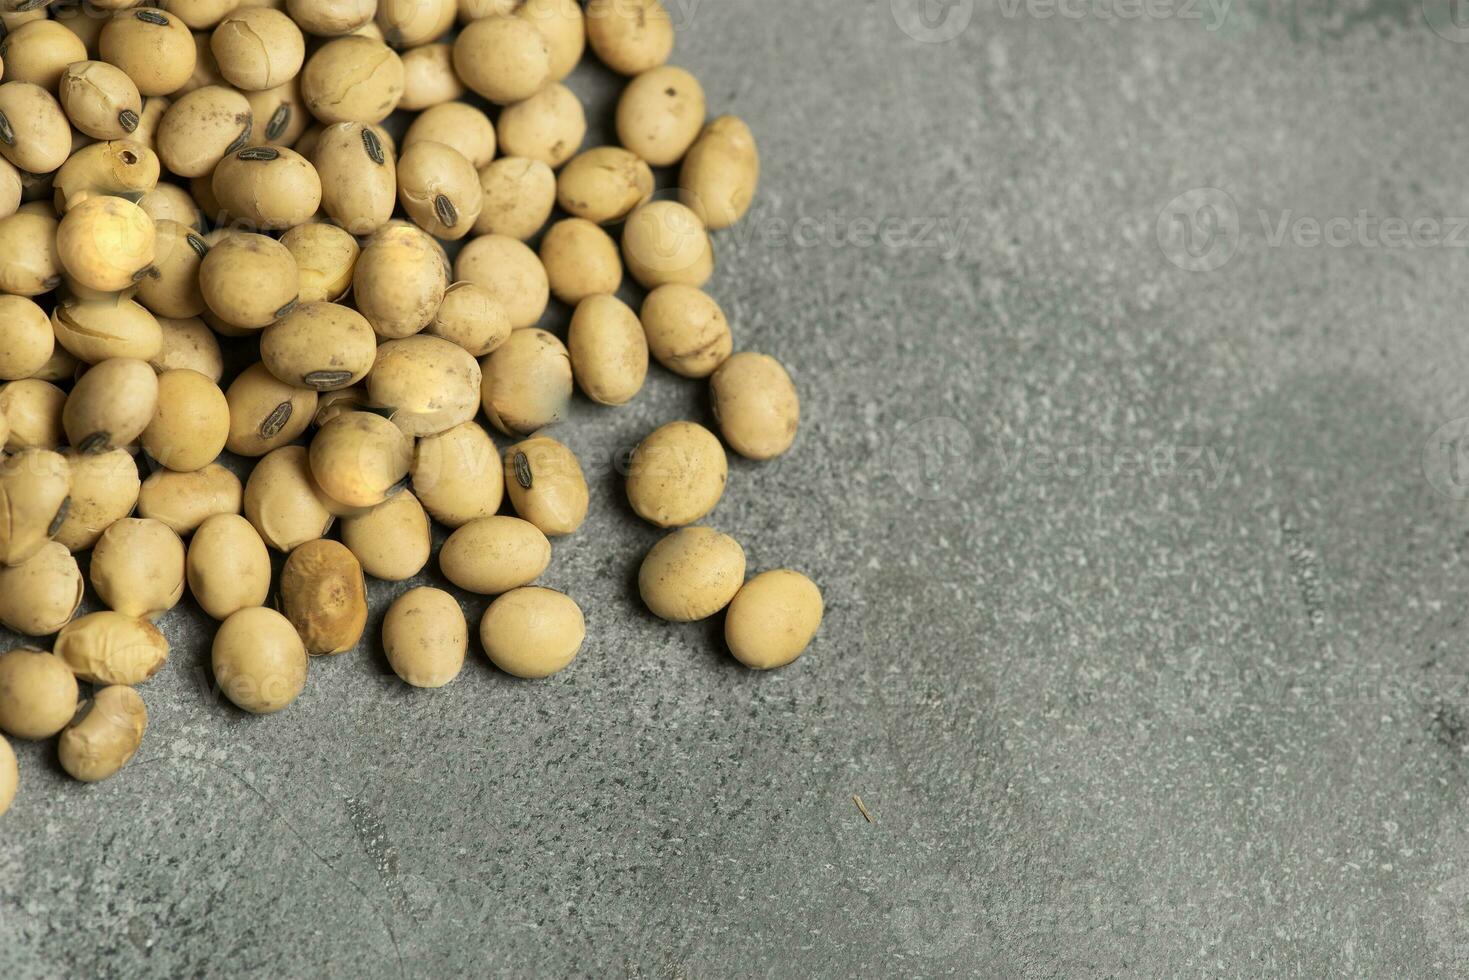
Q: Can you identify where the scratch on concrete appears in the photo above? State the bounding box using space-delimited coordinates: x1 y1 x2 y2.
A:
128 754 406 979
345 797 413 919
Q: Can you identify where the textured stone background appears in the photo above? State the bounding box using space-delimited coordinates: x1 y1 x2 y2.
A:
7 0 1469 976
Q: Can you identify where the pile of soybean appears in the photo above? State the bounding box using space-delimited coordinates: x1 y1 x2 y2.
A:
0 0 822 818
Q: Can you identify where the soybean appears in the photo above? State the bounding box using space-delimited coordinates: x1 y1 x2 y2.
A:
211 8 305 92
0 295 54 380
139 182 201 226
187 513 272 620
3 20 88 92
368 334 482 437
616 65 704 167
99 8 197 98
55 195 156 292
503 435 588 537
132 98 170 153
0 448 70 566
0 379 65 450
557 146 653 225
398 44 464 111
225 362 318 457
382 587 466 689
474 157 555 240
354 222 447 338
624 420 727 528
313 121 396 235
55 611 169 685
63 358 160 454
0 208 61 296
622 200 713 290
245 81 309 148
58 685 147 782
453 16 549 106
0 542 84 635
200 232 299 330
680 116 759 229
479 328 572 437
439 515 550 595
25 349 80 386
281 221 359 302
301 36 404 124
58 61 143 141
341 490 431 581
53 140 161 213
0 648 79 739
396 139 481 239
429 281 511 358
141 369 229 473
314 385 368 427
261 302 377 391
91 517 186 619
211 145 321 230
0 81 72 173
156 85 252 179
497 82 585 168
242 444 334 551
411 420 503 528
167 0 241 31
710 352 800 460
540 217 621 306
585 0 673 76
286 0 375 37
280 538 368 655
567 294 648 406
212 607 308 714
639 526 746 622
517 0 584 82
454 233 548 330
639 284 732 379
0 157 18 221
724 570 824 670
54 448 141 552
0 734 14 816
402 101 495 170
479 587 584 679
139 220 208 319
138 462 242 536
52 297 163 364
308 410 412 508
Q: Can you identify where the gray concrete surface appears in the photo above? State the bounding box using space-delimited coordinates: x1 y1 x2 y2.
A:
5 0 1469 976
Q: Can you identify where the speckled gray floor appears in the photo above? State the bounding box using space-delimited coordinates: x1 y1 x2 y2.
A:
7 0 1469 976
